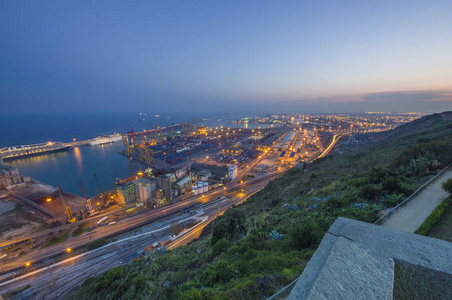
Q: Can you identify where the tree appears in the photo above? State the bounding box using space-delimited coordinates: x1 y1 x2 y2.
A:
442 178 452 195
211 208 246 245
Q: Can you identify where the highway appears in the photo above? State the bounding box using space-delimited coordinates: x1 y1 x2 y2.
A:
316 134 341 159
0 172 281 299
0 168 284 274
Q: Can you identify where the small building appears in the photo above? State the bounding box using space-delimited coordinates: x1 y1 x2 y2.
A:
198 169 211 181
165 173 176 183
175 167 187 179
117 182 137 207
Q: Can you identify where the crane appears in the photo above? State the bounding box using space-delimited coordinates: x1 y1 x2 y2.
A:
78 179 94 215
94 173 107 204
78 179 88 200
56 184 76 223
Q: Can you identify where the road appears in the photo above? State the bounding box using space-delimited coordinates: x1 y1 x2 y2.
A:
316 134 341 159
382 168 452 232
0 174 280 299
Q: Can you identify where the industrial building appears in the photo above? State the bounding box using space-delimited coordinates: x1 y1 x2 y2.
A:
275 131 297 151
117 182 137 207
190 163 229 181
192 181 208 195
0 158 30 189
134 177 157 203
174 176 192 194
157 175 172 202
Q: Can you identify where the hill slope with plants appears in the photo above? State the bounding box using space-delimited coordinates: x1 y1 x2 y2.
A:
68 112 452 300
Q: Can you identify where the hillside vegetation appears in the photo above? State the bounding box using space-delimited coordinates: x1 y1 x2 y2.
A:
68 112 452 300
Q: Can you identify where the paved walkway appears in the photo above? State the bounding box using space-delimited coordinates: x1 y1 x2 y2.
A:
382 168 452 233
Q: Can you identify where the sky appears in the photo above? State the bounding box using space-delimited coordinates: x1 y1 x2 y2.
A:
1 1 452 114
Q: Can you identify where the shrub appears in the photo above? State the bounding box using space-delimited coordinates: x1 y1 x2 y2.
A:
328 196 350 209
359 184 380 201
283 268 294 280
442 178 452 194
211 208 246 245
382 177 401 193
415 197 452 235
383 193 405 207
201 258 240 286
212 238 231 255
289 220 322 250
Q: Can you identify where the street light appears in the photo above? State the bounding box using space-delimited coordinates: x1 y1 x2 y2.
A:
66 248 72 253
25 262 31 267
46 198 52 202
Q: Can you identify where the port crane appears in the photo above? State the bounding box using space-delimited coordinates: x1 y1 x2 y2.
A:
56 184 76 223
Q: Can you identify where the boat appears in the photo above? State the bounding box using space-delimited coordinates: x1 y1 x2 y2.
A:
155 114 160 118
0 142 70 161
89 134 123 146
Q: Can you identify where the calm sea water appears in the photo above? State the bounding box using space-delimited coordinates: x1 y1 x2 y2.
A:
1 112 266 197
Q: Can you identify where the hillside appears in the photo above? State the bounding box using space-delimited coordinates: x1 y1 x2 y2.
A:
68 112 452 300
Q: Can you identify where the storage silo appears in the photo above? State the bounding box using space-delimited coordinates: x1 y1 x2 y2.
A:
198 181 204 194
192 184 198 196
203 182 208 193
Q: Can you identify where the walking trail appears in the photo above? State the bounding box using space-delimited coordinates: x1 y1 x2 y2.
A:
382 168 452 233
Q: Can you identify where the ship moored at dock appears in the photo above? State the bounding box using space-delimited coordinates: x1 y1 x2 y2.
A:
0 142 70 161
88 134 123 146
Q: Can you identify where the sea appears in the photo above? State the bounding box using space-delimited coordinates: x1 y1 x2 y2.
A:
0 112 270 198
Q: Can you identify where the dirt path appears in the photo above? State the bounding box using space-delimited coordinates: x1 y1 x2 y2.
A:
382 168 452 233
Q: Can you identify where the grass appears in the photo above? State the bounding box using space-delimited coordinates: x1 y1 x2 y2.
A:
41 231 69 249
86 239 107 251
72 222 89 237
426 197 452 243
0 221 25 234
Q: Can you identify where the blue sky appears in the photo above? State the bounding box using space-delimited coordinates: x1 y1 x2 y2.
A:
1 1 452 113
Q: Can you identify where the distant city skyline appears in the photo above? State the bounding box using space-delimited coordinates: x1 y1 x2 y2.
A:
1 1 452 113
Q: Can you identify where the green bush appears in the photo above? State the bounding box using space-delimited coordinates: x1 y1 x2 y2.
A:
289 220 322 250
283 268 294 280
212 238 231 255
442 178 452 194
383 193 405 207
328 196 350 209
382 177 401 193
200 258 240 286
359 184 380 201
415 197 452 235
211 208 246 245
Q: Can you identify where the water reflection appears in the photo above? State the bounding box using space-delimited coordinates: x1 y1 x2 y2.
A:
73 147 83 172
